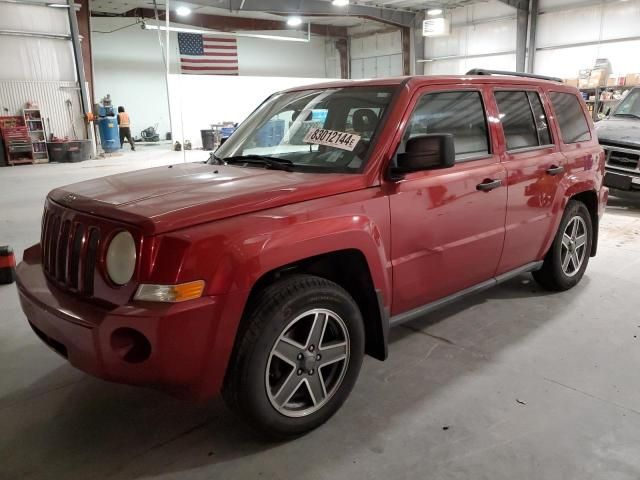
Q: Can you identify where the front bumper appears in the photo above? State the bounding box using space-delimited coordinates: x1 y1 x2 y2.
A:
16 244 247 400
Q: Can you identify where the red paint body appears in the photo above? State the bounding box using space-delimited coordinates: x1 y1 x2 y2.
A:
16 76 608 400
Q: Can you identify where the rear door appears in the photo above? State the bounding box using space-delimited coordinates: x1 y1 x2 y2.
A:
491 88 567 274
387 86 508 315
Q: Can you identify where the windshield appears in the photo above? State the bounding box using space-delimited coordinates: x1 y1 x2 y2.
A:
613 88 640 118
213 86 396 173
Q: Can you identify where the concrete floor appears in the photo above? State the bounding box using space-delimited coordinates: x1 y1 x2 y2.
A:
2 146 640 479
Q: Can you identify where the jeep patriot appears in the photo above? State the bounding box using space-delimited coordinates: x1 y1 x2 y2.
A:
16 71 608 438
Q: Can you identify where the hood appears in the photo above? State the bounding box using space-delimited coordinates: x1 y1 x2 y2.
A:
596 117 640 148
49 162 365 234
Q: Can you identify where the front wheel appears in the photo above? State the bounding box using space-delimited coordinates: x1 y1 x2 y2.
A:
533 200 593 291
223 274 365 439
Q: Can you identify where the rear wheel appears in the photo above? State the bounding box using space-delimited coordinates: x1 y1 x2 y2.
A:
223 274 365 439
533 200 593 291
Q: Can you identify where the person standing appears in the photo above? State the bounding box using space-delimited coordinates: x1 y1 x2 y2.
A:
117 106 135 151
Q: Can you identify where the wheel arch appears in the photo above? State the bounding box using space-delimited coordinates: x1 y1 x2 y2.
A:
242 249 389 361
568 189 599 256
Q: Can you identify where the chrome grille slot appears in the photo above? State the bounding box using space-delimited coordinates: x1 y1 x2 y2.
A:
84 228 100 295
56 220 71 283
69 223 84 290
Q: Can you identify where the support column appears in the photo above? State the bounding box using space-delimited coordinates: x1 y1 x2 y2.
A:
412 11 425 75
67 0 90 115
526 0 539 73
515 6 528 72
75 0 94 103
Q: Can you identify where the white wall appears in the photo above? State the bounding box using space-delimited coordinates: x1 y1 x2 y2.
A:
350 29 403 79
168 74 336 149
534 0 640 78
423 0 517 75
92 17 338 138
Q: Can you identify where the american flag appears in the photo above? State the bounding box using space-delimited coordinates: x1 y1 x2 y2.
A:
177 32 239 75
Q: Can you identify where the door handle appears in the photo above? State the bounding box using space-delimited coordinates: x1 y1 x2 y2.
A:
476 179 502 192
546 165 565 176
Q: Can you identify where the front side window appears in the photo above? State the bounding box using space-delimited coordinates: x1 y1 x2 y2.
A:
549 92 591 144
495 91 552 151
214 86 396 173
404 91 490 161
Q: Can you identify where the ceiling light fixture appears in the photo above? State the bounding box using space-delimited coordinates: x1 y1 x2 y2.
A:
176 6 192 16
332 0 349 6
427 8 443 16
46 3 70 7
287 16 303 26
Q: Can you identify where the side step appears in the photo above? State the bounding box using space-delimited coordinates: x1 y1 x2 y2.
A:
389 261 543 328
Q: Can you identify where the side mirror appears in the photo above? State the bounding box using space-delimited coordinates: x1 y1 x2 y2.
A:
389 134 455 181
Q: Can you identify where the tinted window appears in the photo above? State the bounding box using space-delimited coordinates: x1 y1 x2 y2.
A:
527 92 552 145
495 91 539 150
404 91 489 160
549 92 591 144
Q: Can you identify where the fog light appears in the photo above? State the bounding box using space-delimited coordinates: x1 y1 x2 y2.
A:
110 328 151 364
134 280 205 303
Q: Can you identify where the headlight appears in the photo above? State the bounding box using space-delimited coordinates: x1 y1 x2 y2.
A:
106 231 136 285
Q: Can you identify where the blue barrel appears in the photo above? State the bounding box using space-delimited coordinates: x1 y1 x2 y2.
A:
98 116 120 152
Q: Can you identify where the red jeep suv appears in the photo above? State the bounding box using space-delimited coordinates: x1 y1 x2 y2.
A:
16 70 608 438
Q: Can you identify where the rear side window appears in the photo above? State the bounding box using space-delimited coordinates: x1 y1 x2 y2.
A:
549 92 591 144
404 91 489 161
494 91 552 150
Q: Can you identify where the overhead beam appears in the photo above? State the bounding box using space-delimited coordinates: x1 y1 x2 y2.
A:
496 0 528 9
186 0 417 28
117 8 348 37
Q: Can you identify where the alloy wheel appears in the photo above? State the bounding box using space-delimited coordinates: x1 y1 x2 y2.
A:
561 215 588 277
265 308 350 418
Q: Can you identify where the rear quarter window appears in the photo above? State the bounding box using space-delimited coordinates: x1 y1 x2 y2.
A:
549 92 591 144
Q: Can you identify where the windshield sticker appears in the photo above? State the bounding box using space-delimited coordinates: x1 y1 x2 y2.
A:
303 128 361 152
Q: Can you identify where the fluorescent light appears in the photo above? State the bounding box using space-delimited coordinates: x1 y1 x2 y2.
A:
143 24 310 43
332 0 349 5
427 8 443 16
287 16 303 26
176 6 191 16
47 3 69 7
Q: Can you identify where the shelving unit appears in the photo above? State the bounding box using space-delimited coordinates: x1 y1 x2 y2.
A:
580 84 637 121
0 116 33 166
23 108 48 163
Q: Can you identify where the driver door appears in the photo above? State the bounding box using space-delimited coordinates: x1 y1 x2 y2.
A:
388 86 508 315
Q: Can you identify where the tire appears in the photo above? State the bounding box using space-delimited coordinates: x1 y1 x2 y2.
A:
533 200 593 291
222 274 365 439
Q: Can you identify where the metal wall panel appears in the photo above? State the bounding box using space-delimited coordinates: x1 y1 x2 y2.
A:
0 80 86 140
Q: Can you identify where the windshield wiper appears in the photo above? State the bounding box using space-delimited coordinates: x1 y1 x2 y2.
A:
223 155 294 171
614 113 640 120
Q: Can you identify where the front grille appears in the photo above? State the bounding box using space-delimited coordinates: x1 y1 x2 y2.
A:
41 207 101 295
602 143 640 172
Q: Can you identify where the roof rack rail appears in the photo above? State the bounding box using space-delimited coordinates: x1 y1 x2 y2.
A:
465 68 563 83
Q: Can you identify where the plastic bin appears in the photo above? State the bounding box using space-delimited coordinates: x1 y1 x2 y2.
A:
201 129 216 151
67 140 91 163
47 143 69 162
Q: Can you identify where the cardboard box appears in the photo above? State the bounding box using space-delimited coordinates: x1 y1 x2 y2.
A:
607 76 626 87
564 78 579 87
587 69 609 88
625 73 640 86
